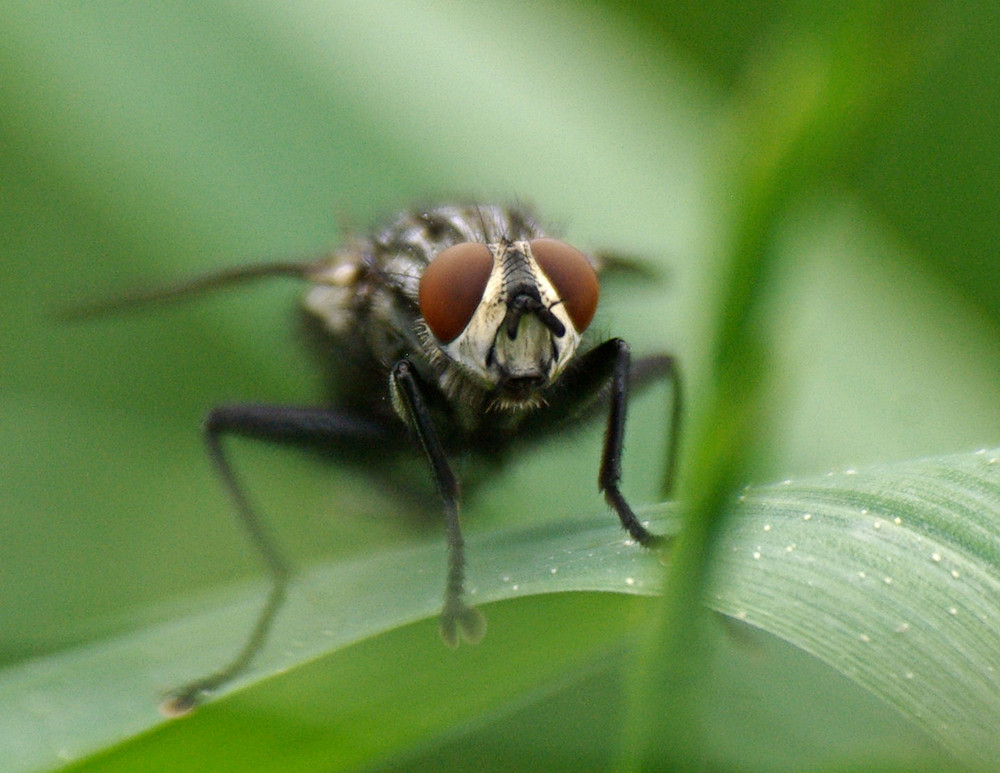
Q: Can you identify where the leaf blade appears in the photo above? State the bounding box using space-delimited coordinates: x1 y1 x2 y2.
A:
709 448 1000 769
4 448 999 770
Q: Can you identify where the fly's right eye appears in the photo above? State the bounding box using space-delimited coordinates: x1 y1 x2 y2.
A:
419 242 494 343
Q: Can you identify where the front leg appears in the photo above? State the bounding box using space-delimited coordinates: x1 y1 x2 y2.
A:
597 339 663 546
557 339 682 547
390 360 486 647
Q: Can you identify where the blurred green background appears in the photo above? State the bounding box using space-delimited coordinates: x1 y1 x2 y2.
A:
3 1 1000 770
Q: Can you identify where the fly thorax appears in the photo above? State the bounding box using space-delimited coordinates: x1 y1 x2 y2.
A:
303 257 362 336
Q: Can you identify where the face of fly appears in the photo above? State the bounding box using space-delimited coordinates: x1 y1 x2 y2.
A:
418 237 599 407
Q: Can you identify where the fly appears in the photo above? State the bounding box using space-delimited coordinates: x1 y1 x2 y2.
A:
72 203 682 713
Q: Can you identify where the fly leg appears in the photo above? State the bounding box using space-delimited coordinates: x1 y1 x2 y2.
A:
599 340 669 546
555 339 682 547
391 360 486 647
163 405 389 715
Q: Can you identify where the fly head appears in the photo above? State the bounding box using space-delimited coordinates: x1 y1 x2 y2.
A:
419 237 599 408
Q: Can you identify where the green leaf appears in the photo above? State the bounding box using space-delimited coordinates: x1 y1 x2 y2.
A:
3 447 998 771
709 448 1000 771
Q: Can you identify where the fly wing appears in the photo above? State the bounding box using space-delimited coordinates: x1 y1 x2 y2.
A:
589 250 665 281
58 257 331 320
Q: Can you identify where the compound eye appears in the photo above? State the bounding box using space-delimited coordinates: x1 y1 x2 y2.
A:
529 238 599 333
419 242 494 343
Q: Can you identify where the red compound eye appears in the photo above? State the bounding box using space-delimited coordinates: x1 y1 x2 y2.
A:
419 242 494 343
529 238 599 333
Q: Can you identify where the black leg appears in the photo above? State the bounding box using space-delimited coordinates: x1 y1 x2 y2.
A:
162 405 389 715
553 339 682 547
391 361 486 647
595 340 661 546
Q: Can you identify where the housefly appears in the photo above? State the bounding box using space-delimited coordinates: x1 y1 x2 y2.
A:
73 203 681 713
